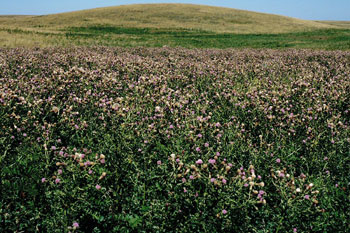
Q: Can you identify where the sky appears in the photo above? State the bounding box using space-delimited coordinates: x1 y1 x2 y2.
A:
0 0 349 21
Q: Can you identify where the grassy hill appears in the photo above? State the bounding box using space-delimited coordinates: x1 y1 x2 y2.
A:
0 3 349 49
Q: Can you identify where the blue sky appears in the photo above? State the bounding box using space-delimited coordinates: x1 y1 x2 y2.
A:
1 0 349 20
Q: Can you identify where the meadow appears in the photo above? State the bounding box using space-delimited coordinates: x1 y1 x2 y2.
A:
1 47 349 232
0 4 350 49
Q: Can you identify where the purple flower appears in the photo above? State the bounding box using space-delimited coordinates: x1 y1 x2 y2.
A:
196 159 203 165
189 175 194 180
96 184 101 190
304 194 310 200
73 222 79 228
208 159 216 164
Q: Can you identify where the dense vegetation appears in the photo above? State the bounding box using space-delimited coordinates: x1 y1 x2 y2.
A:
1 47 349 232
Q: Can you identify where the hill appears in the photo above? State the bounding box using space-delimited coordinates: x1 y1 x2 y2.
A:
0 4 349 49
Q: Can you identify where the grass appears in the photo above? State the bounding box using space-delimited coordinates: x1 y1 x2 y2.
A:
1 25 350 50
0 4 349 49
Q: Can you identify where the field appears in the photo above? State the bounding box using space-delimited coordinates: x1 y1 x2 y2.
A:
1 47 350 232
0 4 350 49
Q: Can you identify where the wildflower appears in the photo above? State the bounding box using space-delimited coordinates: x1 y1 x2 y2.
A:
208 159 216 164
304 194 310 200
222 209 227 214
196 147 201 152
96 184 101 190
244 183 249 187
197 133 202 138
41 178 46 183
157 160 162 165
88 170 93 174
196 159 203 165
23 133 27 137
55 178 61 184
210 178 216 183
276 158 281 163
222 178 227 184
100 159 105 164
204 142 209 147
57 169 62 175
73 222 79 229
189 175 194 180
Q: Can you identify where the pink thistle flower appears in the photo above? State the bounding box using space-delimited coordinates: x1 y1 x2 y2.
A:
196 159 203 165
73 222 79 228
208 159 216 164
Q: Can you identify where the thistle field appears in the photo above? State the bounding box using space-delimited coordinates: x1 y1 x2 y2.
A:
1 47 350 232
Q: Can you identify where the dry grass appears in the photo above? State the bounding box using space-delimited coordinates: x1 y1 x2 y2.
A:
317 21 350 29
0 4 339 34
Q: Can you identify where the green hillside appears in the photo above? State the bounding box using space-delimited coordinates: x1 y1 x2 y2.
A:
0 4 349 49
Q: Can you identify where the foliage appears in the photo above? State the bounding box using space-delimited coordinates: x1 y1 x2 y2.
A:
0 47 350 232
